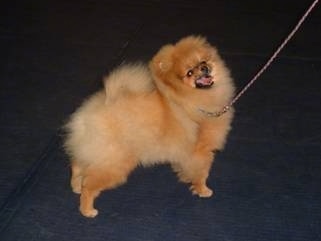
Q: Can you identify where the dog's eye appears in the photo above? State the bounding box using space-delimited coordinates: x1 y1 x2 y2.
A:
187 70 193 77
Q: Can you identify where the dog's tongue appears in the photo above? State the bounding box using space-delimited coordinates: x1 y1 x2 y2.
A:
195 76 213 87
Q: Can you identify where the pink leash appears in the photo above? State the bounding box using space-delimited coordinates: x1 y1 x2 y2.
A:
199 0 319 117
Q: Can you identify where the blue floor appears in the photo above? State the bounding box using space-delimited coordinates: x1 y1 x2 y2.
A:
1 1 320 240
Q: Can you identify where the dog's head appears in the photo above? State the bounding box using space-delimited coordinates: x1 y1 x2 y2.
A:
150 36 220 90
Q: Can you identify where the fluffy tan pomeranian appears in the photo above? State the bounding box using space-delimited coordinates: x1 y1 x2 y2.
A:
64 36 235 217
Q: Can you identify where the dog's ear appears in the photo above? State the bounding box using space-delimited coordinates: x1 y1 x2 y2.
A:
150 44 174 75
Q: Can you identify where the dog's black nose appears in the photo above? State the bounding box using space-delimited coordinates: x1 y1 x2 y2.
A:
201 65 210 75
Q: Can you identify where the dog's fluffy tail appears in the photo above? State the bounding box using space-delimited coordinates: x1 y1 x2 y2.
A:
104 63 155 102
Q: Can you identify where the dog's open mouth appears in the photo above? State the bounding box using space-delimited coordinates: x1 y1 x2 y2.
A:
195 76 214 89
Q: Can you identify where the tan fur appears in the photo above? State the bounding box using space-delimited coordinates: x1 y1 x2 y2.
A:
64 36 235 218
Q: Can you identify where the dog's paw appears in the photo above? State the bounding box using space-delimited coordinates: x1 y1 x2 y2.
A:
72 186 82 194
190 184 214 198
71 178 82 194
80 208 99 218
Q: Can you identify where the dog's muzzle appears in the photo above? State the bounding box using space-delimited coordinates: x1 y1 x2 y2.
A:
195 75 214 89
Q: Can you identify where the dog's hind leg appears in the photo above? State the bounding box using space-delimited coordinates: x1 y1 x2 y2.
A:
70 161 83 194
79 158 137 218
